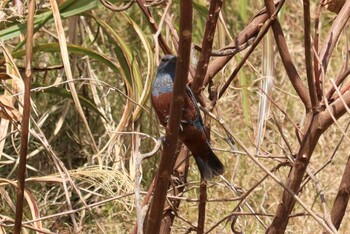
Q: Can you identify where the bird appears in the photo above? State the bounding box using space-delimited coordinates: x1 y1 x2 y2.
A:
151 55 225 180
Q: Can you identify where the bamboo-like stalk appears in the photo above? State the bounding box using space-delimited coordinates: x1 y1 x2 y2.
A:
14 0 35 233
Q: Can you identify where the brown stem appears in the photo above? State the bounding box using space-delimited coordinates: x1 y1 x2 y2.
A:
303 0 319 109
191 0 223 99
197 180 207 234
136 0 172 54
160 145 189 233
319 1 350 77
325 0 347 13
267 118 323 233
267 86 350 233
144 1 193 233
326 66 350 101
329 154 350 230
313 0 325 100
14 0 35 233
264 0 311 110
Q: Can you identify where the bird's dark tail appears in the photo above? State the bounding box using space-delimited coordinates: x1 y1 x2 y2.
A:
193 148 224 180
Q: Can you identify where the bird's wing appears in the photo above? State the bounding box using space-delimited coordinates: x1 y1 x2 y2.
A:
185 85 209 136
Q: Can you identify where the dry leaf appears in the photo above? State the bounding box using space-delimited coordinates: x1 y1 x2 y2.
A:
0 95 22 123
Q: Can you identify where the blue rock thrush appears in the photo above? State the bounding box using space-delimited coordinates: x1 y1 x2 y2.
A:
151 55 225 180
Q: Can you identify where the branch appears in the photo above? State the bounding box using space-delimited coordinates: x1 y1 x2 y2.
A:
264 0 311 110
159 146 189 233
218 2 285 99
303 0 319 109
144 1 193 233
319 88 350 131
191 0 223 99
136 0 172 54
197 180 207 234
326 66 350 101
318 0 350 84
329 154 350 230
14 0 35 233
203 0 283 87
313 0 325 99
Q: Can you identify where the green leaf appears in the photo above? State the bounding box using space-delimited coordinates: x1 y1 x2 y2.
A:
11 43 120 75
0 0 99 41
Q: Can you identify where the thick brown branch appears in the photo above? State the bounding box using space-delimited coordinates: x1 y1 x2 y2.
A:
313 0 325 99
159 146 189 233
267 87 350 233
325 0 347 14
319 90 350 130
144 1 193 233
191 0 223 99
264 0 311 110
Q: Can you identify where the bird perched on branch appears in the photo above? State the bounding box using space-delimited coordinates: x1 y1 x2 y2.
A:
151 55 224 180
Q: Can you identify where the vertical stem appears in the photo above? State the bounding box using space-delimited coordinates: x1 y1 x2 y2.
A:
303 0 319 109
159 146 189 234
145 1 193 233
191 0 223 99
267 120 323 233
329 155 350 230
14 0 35 233
197 180 207 234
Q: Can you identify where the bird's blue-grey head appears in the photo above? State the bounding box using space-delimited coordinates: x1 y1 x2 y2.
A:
152 55 177 97
157 55 176 80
